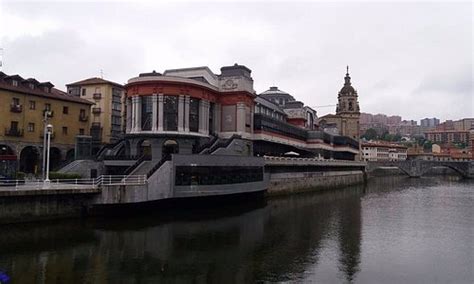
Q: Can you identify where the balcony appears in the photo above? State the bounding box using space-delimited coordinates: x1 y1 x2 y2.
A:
4 128 23 137
93 93 102 100
10 104 23 113
79 115 89 122
92 107 101 114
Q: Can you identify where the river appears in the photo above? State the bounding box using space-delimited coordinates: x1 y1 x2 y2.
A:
0 176 472 283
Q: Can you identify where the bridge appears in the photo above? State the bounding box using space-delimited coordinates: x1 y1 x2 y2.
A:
366 160 474 178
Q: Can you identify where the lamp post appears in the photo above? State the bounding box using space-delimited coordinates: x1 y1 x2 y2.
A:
42 110 51 180
43 124 53 188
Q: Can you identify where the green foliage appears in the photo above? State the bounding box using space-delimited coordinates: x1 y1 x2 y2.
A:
423 140 433 150
361 128 378 140
48 172 82 180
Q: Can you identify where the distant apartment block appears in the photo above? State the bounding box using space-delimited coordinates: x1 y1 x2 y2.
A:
420 117 440 128
425 130 470 146
66 78 125 150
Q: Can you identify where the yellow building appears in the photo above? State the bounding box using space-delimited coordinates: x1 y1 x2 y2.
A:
66 78 125 150
0 72 93 175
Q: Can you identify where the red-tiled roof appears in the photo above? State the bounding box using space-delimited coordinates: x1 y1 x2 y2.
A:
0 75 93 105
66 77 123 88
362 142 408 149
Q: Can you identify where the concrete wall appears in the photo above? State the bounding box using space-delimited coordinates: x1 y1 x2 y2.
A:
0 191 97 224
266 170 365 196
59 159 105 178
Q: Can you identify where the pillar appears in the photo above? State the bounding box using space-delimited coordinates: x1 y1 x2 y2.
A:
152 94 158 132
214 103 221 133
178 95 185 132
126 98 132 133
131 96 138 133
135 96 142 132
236 102 246 133
198 100 207 134
158 94 164 131
184 96 190 132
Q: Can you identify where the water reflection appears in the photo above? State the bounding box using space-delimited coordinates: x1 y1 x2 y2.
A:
0 176 472 283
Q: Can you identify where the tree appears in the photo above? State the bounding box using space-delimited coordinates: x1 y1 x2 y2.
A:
362 128 378 140
423 140 433 151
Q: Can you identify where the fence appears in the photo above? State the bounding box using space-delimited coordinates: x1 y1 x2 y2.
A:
0 175 147 190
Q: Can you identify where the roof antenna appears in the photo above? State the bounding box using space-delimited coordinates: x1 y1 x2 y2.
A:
346 65 349 75
100 69 104 79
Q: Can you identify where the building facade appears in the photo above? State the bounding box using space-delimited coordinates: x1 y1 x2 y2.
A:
424 130 470 146
361 142 408 161
97 64 360 171
318 67 361 141
0 72 92 176
66 78 125 149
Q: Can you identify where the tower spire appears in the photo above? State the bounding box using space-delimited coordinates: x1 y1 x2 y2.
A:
344 65 351 86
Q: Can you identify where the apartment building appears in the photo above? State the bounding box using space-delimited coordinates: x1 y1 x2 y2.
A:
0 72 92 176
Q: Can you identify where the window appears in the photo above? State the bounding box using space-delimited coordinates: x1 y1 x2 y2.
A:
209 102 215 134
29 83 34 89
80 109 86 117
10 121 18 131
82 88 86 96
175 166 264 186
29 101 36 110
45 103 51 111
79 128 84 135
28 123 35 132
62 127 68 135
189 98 200 132
12 80 18 87
63 106 69 114
12 98 20 105
68 87 80 96
141 96 152 130
164 96 178 131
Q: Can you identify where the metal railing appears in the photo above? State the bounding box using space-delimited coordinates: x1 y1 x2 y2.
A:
0 175 147 190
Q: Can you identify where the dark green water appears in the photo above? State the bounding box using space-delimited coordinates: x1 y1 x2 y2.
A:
0 177 473 283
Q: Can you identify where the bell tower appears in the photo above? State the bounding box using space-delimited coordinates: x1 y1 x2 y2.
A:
336 66 360 140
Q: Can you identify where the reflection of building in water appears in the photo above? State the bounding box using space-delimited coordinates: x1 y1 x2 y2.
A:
337 191 362 282
0 186 364 283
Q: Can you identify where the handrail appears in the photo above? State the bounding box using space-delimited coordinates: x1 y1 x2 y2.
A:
196 135 219 154
96 138 126 160
124 155 151 175
146 155 169 178
0 175 147 190
208 134 241 154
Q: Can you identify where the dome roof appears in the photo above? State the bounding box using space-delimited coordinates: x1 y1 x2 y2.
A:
339 67 357 95
340 85 356 95
260 86 290 95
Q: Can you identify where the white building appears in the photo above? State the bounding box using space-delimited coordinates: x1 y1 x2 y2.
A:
362 142 408 161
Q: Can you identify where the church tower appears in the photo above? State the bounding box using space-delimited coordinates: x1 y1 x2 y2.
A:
335 66 360 140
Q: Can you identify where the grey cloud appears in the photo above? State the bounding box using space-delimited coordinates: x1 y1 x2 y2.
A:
0 1 472 121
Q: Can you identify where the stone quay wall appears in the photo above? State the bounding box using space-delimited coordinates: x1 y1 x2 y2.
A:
0 189 99 224
265 170 365 196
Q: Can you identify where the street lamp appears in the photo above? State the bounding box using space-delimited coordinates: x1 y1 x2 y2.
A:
43 124 53 188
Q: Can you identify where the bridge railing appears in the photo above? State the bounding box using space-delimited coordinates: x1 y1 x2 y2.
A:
263 156 367 166
0 175 147 190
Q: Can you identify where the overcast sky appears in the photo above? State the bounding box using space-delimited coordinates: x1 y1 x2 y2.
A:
0 1 472 121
